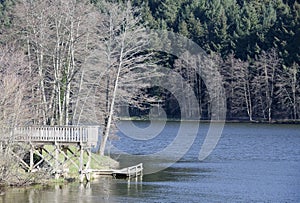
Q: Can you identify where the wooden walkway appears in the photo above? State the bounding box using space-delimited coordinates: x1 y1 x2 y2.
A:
92 163 143 179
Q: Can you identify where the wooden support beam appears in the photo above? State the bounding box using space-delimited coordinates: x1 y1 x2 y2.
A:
55 143 59 179
67 148 78 157
9 150 30 170
42 147 57 161
29 146 34 172
35 148 55 172
85 149 91 182
57 147 79 170
79 145 84 183
33 150 54 170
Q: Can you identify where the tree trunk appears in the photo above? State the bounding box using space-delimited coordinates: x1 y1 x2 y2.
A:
98 58 123 155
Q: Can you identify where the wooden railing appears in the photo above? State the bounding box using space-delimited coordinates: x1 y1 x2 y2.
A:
92 163 143 178
0 126 99 146
126 163 143 177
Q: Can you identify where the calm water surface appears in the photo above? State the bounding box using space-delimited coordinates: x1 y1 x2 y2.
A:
1 122 300 202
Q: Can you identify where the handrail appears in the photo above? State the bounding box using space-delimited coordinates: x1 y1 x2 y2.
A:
0 126 99 146
126 163 143 176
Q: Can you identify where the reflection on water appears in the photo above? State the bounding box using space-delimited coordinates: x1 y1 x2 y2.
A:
1 177 144 203
1 123 300 202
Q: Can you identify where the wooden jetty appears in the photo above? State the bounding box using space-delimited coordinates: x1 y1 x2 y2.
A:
0 126 143 182
92 163 143 179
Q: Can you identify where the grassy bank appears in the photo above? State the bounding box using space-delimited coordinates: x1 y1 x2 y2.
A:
0 146 119 188
42 145 119 180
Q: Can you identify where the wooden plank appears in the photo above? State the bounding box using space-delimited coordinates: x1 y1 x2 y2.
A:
29 147 34 172
54 144 59 179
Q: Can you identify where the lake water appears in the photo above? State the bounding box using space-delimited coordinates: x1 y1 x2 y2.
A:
1 122 300 202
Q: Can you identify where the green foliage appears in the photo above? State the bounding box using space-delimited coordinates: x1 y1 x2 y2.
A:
88 0 299 64
125 0 299 65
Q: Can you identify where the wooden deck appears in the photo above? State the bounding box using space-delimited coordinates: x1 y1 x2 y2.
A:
1 126 99 147
0 126 143 182
0 126 100 182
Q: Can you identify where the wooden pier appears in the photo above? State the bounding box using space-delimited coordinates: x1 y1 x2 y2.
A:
0 126 98 182
0 126 144 182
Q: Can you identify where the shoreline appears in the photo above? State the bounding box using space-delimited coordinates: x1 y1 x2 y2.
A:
119 117 300 124
0 155 119 191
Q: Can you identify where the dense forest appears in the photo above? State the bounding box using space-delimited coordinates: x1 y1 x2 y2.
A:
134 0 300 65
127 0 300 121
0 0 299 128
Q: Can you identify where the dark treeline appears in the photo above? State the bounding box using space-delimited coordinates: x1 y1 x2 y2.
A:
124 0 300 121
0 0 300 122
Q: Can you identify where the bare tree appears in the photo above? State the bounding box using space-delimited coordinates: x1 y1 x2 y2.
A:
174 51 225 120
0 44 34 129
222 54 252 120
252 49 281 122
12 0 156 156
92 1 154 155
276 63 300 120
14 0 100 125
0 44 40 186
174 51 205 119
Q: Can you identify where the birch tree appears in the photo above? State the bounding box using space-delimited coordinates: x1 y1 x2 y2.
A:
252 49 281 122
92 1 154 155
276 63 300 120
0 44 35 130
223 54 253 120
174 51 225 120
0 43 40 185
14 0 100 125
174 51 206 118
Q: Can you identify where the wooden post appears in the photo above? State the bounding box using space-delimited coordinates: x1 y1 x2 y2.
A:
127 178 131 188
79 145 84 182
29 146 34 172
135 166 138 182
85 148 91 182
139 164 143 181
127 167 131 182
55 143 59 179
